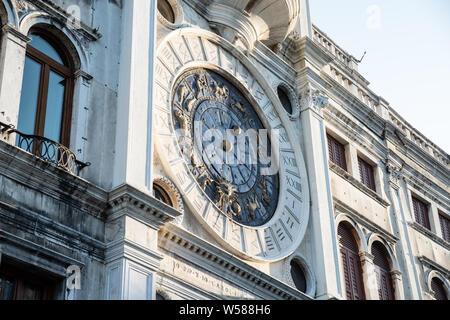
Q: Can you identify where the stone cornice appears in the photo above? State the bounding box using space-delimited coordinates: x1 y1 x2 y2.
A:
333 198 398 245
159 224 312 300
106 184 182 229
25 0 101 41
409 222 450 251
0 140 108 218
0 200 105 261
418 255 450 278
385 124 449 180
329 162 391 208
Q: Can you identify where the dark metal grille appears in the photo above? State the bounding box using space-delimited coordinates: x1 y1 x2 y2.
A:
1 122 89 175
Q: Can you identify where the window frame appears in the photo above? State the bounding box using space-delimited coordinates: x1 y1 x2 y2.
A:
327 133 347 171
337 223 366 300
22 30 75 148
439 212 450 242
411 196 431 230
357 156 376 192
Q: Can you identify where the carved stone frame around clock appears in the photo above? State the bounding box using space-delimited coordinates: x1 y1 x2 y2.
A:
153 28 310 262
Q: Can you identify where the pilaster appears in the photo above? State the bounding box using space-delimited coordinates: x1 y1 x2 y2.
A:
104 184 181 300
299 82 341 299
0 24 30 138
113 0 157 192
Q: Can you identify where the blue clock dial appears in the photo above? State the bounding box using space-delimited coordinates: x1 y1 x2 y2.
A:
172 69 279 227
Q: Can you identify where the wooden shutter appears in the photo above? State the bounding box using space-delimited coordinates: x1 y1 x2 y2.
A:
412 197 430 230
439 213 450 242
372 242 395 300
327 134 347 171
358 157 376 191
338 223 365 300
431 277 448 300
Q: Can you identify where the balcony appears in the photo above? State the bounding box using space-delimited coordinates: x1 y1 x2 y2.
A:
0 121 89 175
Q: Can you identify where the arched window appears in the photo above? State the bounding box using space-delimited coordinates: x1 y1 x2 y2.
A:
338 223 366 300
290 259 307 293
371 241 395 300
17 29 74 147
431 277 448 300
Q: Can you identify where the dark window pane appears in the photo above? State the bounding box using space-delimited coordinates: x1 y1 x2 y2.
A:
0 276 15 300
29 34 64 65
439 213 450 242
43 71 65 143
290 260 307 293
431 277 448 300
17 57 42 135
158 0 175 23
277 86 292 114
153 184 173 207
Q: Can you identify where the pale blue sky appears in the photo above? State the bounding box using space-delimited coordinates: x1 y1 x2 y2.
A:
309 0 450 153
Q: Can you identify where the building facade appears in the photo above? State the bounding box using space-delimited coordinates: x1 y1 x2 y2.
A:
0 0 448 300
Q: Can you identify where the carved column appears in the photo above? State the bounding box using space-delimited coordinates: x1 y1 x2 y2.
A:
0 24 30 140
391 269 405 300
299 83 341 299
359 252 380 300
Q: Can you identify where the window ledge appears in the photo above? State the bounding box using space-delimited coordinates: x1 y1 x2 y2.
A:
329 161 390 208
409 222 450 250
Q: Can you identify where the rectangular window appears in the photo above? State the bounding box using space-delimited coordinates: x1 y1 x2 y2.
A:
439 213 450 242
0 261 56 300
412 197 431 230
327 134 347 171
358 157 376 192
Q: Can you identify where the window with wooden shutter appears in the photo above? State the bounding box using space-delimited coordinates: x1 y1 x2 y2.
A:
327 134 347 171
412 197 430 230
439 213 450 242
431 277 448 300
338 223 365 300
371 242 395 300
358 157 376 192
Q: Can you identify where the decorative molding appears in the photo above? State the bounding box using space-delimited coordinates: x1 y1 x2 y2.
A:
299 82 329 117
106 184 181 229
159 224 312 300
333 198 398 245
409 222 450 251
18 0 101 41
153 175 184 225
329 161 391 208
419 256 450 278
156 0 186 30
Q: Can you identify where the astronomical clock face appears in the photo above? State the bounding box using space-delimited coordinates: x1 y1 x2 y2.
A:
153 32 309 262
172 69 279 227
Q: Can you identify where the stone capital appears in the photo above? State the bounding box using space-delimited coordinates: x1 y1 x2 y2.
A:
299 83 329 117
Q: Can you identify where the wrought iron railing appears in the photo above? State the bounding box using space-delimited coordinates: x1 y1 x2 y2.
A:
0 121 90 175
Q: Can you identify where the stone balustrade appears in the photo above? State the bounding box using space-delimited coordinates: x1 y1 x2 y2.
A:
389 111 449 167
312 24 359 71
